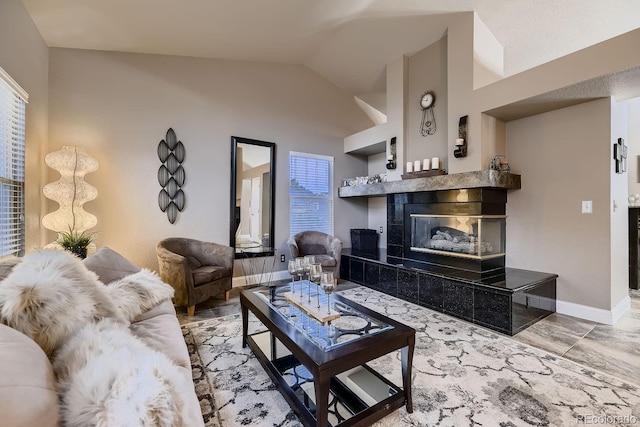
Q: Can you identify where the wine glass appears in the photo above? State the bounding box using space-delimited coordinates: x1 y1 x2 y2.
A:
309 263 322 309
287 259 297 294
320 272 336 315
294 257 305 297
303 255 314 302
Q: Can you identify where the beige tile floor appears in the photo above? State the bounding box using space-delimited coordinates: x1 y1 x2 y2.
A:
513 289 640 386
178 282 640 387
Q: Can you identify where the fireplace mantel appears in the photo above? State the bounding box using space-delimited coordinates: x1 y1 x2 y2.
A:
338 170 520 198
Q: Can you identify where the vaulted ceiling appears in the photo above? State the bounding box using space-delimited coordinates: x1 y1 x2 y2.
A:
20 0 640 101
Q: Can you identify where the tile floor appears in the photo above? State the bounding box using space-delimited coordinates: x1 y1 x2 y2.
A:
178 282 640 387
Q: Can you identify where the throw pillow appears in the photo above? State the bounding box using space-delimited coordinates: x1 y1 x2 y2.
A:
83 247 140 284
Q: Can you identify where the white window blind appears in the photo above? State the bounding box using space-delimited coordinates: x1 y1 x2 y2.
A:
289 152 334 236
0 66 27 257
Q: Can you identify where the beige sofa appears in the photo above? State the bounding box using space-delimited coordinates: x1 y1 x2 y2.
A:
0 247 204 427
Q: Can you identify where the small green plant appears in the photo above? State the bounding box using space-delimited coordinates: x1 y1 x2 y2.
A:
57 227 95 259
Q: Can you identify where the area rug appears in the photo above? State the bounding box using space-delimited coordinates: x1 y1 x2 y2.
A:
182 287 640 426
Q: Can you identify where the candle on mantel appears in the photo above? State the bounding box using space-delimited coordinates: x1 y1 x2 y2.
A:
413 160 421 172
432 157 440 170
423 158 431 170
406 161 413 173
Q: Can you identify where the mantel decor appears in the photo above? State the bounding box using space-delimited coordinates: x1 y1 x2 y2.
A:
157 128 186 224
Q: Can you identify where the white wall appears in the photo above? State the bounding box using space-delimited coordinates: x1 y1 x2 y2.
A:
0 0 49 254
610 98 630 317
506 99 614 311
628 98 640 195
47 48 373 271
406 37 448 171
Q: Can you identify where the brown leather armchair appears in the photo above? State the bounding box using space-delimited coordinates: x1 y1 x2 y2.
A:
156 237 234 316
287 231 342 278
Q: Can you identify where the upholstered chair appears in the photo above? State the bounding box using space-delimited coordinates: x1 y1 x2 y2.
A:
287 231 342 278
156 237 234 316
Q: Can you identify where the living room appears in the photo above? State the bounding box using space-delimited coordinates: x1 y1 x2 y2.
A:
4 0 640 324
2 0 640 425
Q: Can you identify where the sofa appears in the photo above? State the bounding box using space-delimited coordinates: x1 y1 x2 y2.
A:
0 247 204 427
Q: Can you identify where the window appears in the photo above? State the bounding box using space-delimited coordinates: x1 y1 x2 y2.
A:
0 67 28 257
289 152 334 236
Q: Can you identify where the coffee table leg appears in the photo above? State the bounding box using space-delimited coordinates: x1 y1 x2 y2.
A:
313 374 330 426
401 335 415 413
241 300 248 348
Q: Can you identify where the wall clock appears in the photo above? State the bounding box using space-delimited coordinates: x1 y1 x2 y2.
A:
419 91 436 136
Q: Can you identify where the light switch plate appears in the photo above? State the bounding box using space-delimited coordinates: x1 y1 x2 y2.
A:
582 200 593 214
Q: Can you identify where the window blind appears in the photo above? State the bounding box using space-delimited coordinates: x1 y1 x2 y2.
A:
0 66 27 257
289 152 334 236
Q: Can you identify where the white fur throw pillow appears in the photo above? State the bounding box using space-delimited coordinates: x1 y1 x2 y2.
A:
107 269 174 322
0 250 124 356
53 318 187 427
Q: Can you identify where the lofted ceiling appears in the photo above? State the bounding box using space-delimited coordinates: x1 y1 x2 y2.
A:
20 0 640 104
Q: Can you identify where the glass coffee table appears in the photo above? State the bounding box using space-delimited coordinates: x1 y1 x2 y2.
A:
240 283 415 427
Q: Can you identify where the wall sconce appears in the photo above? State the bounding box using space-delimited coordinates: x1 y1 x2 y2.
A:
42 146 98 246
454 115 468 158
385 136 397 170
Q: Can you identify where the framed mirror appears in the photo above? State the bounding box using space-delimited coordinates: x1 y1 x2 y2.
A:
230 136 276 258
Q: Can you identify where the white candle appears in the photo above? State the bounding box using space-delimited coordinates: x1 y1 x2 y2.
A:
413 160 421 172
423 158 430 170
406 161 413 173
432 157 440 170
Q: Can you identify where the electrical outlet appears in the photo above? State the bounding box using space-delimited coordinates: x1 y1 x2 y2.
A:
280 254 285 262
582 200 593 214
379 226 384 234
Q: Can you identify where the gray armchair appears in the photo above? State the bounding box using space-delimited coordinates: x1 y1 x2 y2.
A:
156 237 234 316
287 231 342 278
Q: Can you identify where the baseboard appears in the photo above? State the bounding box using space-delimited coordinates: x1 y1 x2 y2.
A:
232 269 289 287
556 295 631 325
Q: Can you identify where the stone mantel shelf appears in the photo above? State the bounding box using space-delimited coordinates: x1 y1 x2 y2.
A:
338 170 521 198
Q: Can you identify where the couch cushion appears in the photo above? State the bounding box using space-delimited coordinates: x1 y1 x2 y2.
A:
129 302 190 370
303 244 327 255
314 254 337 267
0 324 59 427
83 246 141 284
192 266 232 286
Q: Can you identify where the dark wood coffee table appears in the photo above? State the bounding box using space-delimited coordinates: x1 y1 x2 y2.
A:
241 284 415 427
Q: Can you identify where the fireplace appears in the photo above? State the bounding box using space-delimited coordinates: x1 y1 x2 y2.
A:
340 178 557 336
388 188 508 277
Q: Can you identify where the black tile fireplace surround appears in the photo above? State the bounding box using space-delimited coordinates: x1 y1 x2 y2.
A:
340 188 557 335
340 249 557 335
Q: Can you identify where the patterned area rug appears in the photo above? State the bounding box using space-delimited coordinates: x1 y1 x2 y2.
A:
182 287 640 426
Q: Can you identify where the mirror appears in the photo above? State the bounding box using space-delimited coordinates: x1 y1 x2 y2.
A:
230 136 276 258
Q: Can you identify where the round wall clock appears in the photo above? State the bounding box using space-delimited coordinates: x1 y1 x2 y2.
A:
419 91 436 136
420 92 434 109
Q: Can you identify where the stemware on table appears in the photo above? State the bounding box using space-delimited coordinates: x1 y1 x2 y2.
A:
309 263 322 309
294 257 305 297
321 271 336 315
303 255 315 302
287 259 297 293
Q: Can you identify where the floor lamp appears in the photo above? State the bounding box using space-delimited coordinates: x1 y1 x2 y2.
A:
42 146 98 254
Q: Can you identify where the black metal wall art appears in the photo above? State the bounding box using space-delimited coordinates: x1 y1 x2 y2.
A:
614 137 627 174
157 128 185 223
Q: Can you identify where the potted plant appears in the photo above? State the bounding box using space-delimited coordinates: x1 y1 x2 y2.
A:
57 228 95 259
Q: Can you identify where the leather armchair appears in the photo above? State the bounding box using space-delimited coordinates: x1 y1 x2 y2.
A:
156 237 234 316
287 231 342 278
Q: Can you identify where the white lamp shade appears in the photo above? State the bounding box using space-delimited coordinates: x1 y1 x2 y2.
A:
42 146 98 233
